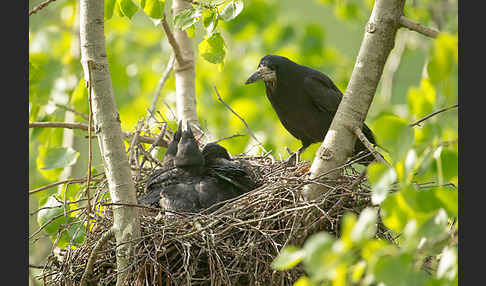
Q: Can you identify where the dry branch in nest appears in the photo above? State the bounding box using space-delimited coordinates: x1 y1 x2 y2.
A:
37 146 391 285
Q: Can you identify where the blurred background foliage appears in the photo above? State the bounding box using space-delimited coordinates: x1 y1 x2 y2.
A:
29 0 457 285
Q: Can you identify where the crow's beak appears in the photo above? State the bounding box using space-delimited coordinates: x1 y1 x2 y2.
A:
245 65 276 85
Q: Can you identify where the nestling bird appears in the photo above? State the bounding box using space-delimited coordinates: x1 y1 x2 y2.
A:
245 55 376 164
138 121 256 213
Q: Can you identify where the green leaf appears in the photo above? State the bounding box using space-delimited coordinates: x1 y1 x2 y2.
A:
105 0 117 20
374 253 413 286
437 246 458 281
367 162 397 205
219 0 244 22
140 0 164 19
434 187 458 217
202 9 218 35
371 115 414 163
427 33 458 84
271 245 305 270
117 0 139 19
351 207 378 244
198 32 226 64
408 78 436 119
37 196 65 236
37 146 80 170
303 232 336 280
174 7 201 31
381 192 410 233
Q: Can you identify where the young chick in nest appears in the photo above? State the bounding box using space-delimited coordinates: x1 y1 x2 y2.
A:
138 121 256 213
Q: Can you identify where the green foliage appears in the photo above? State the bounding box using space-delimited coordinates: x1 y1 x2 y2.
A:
198 32 226 64
29 0 457 281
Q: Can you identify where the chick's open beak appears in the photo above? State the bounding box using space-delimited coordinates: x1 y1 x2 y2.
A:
245 65 276 85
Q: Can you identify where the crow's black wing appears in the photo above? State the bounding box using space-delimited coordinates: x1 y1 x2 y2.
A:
303 72 343 114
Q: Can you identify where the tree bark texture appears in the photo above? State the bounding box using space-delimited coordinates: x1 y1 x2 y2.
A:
171 0 202 135
79 1 140 285
303 0 406 200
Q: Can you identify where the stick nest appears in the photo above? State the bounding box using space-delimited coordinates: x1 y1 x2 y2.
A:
40 154 390 285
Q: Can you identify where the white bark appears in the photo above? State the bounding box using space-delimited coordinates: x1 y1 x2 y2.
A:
79 1 140 285
303 0 406 200
171 0 202 137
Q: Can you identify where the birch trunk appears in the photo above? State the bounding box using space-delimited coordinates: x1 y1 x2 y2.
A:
79 1 140 285
303 0 406 200
171 0 202 136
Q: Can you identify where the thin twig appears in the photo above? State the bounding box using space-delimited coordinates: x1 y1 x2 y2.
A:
80 228 115 286
353 127 390 166
55 104 90 121
210 134 246 144
409 104 458 127
29 121 169 147
213 86 267 153
29 175 105 195
29 0 58 16
399 16 440 38
86 60 95 230
161 15 186 66
147 55 175 126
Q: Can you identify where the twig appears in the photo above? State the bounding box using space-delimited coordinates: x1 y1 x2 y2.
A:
353 127 390 166
29 121 93 131
80 228 115 286
399 16 440 38
86 60 95 229
161 15 186 66
147 55 175 126
55 104 90 121
29 121 169 147
409 104 458 127
213 86 267 153
210 134 246 144
29 175 105 195
29 0 58 16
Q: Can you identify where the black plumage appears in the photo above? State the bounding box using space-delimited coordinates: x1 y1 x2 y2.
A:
138 121 256 213
245 55 376 164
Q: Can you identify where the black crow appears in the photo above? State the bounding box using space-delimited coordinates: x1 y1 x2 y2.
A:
245 54 376 164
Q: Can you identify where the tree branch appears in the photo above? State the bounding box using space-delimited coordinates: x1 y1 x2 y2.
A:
80 228 115 286
353 127 390 166
304 0 406 200
213 86 267 153
409 104 458 127
161 16 187 68
29 122 169 148
29 0 58 16
399 16 440 38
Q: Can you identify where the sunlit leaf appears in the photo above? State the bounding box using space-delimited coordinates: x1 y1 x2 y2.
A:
437 246 458 281
272 245 305 270
174 7 201 31
117 0 139 19
371 114 414 163
427 33 458 84
351 207 378 244
219 0 244 22
105 0 117 20
140 0 164 19
37 146 80 170
367 162 397 205
202 9 218 35
408 78 436 119
37 196 65 236
374 253 413 286
198 32 226 64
